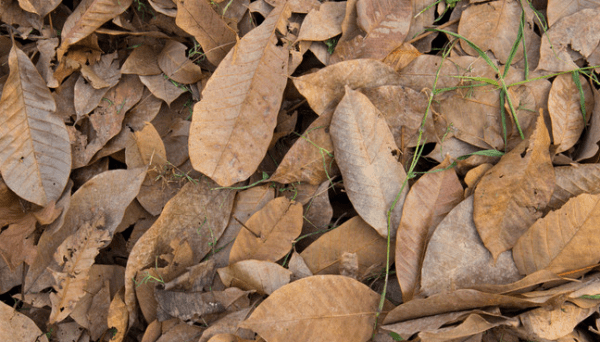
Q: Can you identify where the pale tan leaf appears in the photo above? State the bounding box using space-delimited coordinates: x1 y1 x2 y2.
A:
330 0 412 62
292 59 401 116
149 0 177 16
513 193 600 275
420 196 522 297
547 0 600 27
457 0 533 64
330 87 408 238
229 197 303 264
155 287 251 321
518 303 595 341
73 52 121 118
217 259 292 295
547 164 600 211
139 74 187 106
0 301 48 342
124 178 235 329
175 0 237 66
239 275 392 342
0 44 71 206
473 114 555 260
121 45 162 76
17 0 61 16
396 158 463 300
25 168 145 294
158 40 203 84
548 73 594 153
189 4 291 187
199 308 255 342
49 212 111 323
57 0 134 59
107 288 128 342
296 1 345 42
537 8 600 72
300 216 388 278
418 313 518 342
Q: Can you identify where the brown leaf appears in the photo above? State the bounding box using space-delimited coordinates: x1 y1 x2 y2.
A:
330 87 408 238
517 303 596 341
158 40 203 84
139 74 187 106
420 196 521 297
188 4 291 187
0 43 71 206
107 288 128 342
124 178 235 328
513 193 600 275
74 52 121 118
57 0 134 59
396 158 463 300
300 216 388 278
198 308 255 342
17 0 61 16
239 275 392 342
217 259 292 295
575 86 600 161
229 197 303 264
418 313 518 342
121 44 162 76
548 73 594 153
175 0 237 66
330 0 412 61
49 212 111 323
0 301 48 342
473 114 555 260
293 59 401 116
537 8 600 72
547 164 600 211
296 1 345 42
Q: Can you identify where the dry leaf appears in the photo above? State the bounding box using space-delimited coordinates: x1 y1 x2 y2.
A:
189 4 291 187
57 0 134 59
300 216 388 278
296 1 345 42
547 164 600 211
121 44 162 76
0 43 70 206
229 197 303 264
175 0 237 66
217 259 292 295
139 74 187 106
330 87 408 238
396 158 463 300
517 302 596 341
239 275 392 342
17 0 61 16
158 40 203 84
0 301 48 342
513 193 600 275
473 114 555 260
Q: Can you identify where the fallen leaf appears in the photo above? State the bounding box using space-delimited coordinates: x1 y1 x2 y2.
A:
296 1 345 42
121 44 162 76
300 216 388 278
0 43 71 206
229 197 303 264
473 114 555 260
217 259 292 295
547 164 600 211
513 193 600 275
139 74 187 106
17 0 61 17
239 275 392 342
188 4 291 187
330 86 408 238
396 158 464 300
158 40 203 84
0 301 48 342
418 312 518 342
57 0 134 59
517 302 596 341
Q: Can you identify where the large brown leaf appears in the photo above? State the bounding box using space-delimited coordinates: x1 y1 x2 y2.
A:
513 193 600 275
330 87 408 238
57 0 134 59
548 73 594 153
473 114 555 260
300 216 388 278
188 4 291 187
395 158 463 300
229 197 303 264
0 44 71 206
239 275 393 342
175 0 237 66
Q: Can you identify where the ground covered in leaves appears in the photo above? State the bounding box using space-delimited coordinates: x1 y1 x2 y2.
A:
2 0 600 341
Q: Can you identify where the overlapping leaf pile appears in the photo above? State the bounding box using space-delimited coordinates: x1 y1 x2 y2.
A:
2 0 600 341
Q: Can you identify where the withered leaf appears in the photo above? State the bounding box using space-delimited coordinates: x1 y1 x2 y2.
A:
229 197 303 264
473 114 555 260
517 302 595 341
189 4 291 187
330 87 408 238
513 193 600 275
121 44 162 76
0 301 48 342
217 259 292 295
547 164 600 211
139 74 187 106
239 275 393 342
158 40 203 84
0 43 71 206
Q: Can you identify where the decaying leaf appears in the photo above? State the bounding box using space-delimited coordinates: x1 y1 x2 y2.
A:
0 43 71 206
189 4 291 187
0 301 48 342
229 197 303 264
330 87 408 238
239 275 393 342
473 114 555 260
513 193 600 275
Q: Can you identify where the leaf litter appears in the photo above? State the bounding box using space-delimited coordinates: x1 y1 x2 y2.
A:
3 1 600 341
